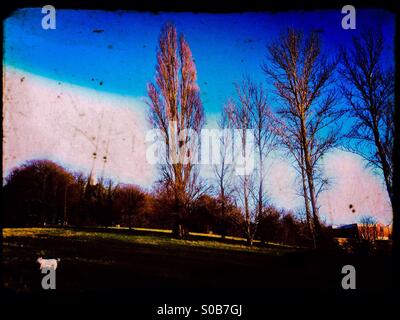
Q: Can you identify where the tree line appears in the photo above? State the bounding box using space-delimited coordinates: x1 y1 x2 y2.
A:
2 159 316 246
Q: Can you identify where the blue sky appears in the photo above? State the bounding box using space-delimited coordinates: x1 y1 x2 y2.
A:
4 8 395 116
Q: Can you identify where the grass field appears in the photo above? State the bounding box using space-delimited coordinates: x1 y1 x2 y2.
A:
2 227 393 294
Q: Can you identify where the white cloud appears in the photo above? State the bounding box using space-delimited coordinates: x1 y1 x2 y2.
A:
319 150 392 225
265 149 392 225
3 66 156 187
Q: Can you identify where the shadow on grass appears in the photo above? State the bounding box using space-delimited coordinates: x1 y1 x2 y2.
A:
2 227 393 294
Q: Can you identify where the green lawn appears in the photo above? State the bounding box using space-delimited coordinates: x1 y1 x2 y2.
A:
2 227 393 293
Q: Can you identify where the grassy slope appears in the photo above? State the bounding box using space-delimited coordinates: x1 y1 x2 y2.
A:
2 228 393 294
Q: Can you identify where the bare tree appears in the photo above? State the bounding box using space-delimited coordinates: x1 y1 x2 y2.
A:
248 80 276 229
225 96 254 245
264 29 342 246
339 30 394 211
213 109 235 238
147 23 205 238
359 215 378 244
225 78 276 245
274 118 315 246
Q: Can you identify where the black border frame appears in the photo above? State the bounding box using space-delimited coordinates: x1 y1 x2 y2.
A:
1 0 399 316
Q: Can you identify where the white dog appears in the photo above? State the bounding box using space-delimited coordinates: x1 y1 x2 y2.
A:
37 257 60 270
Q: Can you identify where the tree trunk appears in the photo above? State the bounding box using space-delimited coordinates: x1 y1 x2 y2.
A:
300 118 322 243
244 174 252 246
63 185 68 226
372 118 394 206
220 194 226 239
300 152 316 248
258 144 264 228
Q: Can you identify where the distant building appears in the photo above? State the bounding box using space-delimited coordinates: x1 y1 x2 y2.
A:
331 223 392 241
